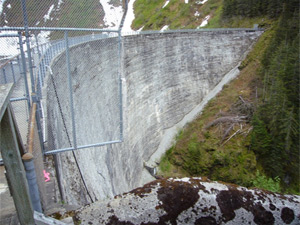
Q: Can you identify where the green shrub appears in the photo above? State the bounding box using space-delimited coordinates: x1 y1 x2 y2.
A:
253 170 281 193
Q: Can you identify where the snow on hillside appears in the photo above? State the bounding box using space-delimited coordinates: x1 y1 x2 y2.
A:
122 0 137 33
100 0 123 29
44 4 55 22
198 15 210 28
0 30 20 56
197 0 209 4
162 0 170 8
0 0 6 15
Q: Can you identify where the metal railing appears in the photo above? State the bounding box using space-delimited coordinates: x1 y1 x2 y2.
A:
0 26 123 158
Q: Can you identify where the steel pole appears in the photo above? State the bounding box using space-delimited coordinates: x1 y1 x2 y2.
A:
18 32 31 112
65 31 77 150
20 0 35 94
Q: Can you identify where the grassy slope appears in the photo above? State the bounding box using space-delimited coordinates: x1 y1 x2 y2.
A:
159 26 275 188
132 0 223 30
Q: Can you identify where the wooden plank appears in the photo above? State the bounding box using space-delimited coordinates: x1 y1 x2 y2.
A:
0 83 14 121
27 102 37 154
0 85 35 224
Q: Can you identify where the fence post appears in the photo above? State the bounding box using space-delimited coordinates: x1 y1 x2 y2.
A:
20 0 35 94
65 31 77 149
22 152 43 213
18 32 31 112
2 68 7 83
32 94 45 154
34 33 41 59
118 30 124 141
10 61 16 83
17 55 22 78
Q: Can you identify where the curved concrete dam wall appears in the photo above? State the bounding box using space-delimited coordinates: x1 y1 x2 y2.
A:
47 30 262 205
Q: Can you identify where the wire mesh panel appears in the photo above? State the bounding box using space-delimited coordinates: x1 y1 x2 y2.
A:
45 30 122 153
0 33 31 147
1 0 125 155
0 36 21 84
0 0 123 30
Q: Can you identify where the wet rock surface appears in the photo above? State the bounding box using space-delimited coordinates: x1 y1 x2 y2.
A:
74 177 300 225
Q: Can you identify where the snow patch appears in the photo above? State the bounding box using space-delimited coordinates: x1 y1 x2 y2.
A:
37 31 51 45
0 30 19 56
162 0 170 8
160 25 169 32
0 29 50 57
57 0 63 10
122 0 137 33
0 0 6 14
196 0 209 4
198 15 210 28
137 26 144 32
44 4 55 22
101 0 123 29
194 11 200 17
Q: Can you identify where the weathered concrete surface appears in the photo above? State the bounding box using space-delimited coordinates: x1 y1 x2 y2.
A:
74 178 300 225
47 30 263 205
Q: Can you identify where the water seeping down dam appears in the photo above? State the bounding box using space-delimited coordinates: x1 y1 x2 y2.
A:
46 29 263 205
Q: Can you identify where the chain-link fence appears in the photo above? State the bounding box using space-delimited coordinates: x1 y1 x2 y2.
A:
42 29 122 154
0 2 124 217
1 0 123 30
0 27 123 154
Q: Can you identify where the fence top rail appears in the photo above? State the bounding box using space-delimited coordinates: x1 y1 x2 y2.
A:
0 34 19 37
122 27 263 36
0 54 20 69
0 26 120 33
0 26 263 33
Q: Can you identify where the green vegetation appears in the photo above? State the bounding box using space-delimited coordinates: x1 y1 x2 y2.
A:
250 0 299 194
253 170 281 193
154 0 299 194
132 0 223 30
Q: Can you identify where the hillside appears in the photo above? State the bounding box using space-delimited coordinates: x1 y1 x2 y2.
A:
132 0 222 30
0 0 124 41
145 0 299 194
0 0 123 29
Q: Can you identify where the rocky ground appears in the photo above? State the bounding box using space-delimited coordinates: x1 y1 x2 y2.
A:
74 177 300 225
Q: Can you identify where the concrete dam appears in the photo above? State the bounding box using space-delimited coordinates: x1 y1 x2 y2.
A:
46 29 262 205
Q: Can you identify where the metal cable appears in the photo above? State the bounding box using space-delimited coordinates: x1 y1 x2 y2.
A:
50 72 94 203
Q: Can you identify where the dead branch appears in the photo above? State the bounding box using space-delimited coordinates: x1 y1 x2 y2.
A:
239 95 246 104
230 96 254 119
222 128 241 146
221 124 235 143
204 116 247 130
